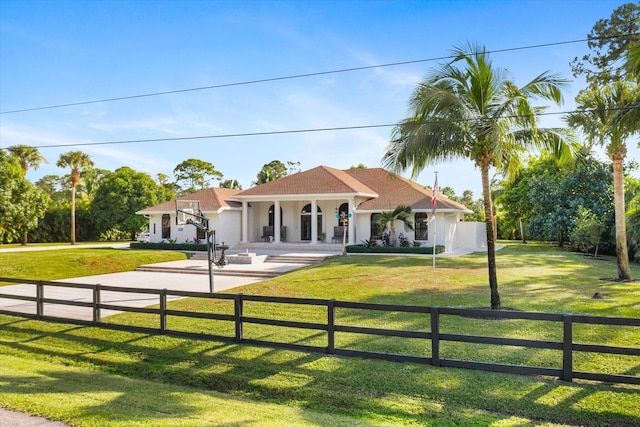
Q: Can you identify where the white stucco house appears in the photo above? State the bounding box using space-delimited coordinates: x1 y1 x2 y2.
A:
136 166 487 252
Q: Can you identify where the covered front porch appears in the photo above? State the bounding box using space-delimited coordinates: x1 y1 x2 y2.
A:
236 198 360 245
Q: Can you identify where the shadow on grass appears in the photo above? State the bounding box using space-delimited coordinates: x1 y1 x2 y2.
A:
1 315 639 427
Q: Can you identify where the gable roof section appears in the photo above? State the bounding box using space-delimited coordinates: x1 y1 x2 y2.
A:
234 165 377 198
345 168 470 212
137 187 242 215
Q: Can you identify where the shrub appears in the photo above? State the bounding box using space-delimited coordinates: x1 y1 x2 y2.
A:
346 245 444 254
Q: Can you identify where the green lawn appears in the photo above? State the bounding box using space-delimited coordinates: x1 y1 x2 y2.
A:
0 242 638 426
0 248 187 281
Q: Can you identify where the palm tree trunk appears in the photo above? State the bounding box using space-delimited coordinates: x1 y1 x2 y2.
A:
481 163 501 310
612 156 631 280
71 185 76 245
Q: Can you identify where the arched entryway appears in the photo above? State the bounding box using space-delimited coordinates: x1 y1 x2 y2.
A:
300 203 322 241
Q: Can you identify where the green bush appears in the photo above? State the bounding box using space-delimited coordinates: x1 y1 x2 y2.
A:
346 244 444 254
130 242 208 251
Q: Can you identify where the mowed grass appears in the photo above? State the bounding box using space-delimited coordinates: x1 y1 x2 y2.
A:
0 248 187 281
0 242 639 426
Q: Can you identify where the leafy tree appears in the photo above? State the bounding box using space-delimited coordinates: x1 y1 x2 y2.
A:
570 206 605 257
440 186 456 198
7 144 48 175
373 205 414 247
155 173 179 201
220 179 242 189
0 150 49 244
253 160 301 185
173 159 223 193
36 175 71 205
56 151 93 244
80 167 110 201
567 81 639 279
523 154 614 249
350 163 367 169
496 169 536 243
7 145 49 243
92 167 161 240
570 2 640 85
626 176 640 263
383 43 575 309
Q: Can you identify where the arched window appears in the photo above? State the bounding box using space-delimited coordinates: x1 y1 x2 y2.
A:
301 203 322 241
415 212 428 240
162 214 171 239
301 203 322 213
338 202 349 226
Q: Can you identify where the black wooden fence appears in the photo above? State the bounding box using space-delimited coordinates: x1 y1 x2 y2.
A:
0 277 638 385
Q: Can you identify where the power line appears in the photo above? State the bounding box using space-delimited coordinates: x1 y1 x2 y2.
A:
18 106 637 149
2 33 637 115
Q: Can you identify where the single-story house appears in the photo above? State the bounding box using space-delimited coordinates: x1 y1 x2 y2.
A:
136 166 487 251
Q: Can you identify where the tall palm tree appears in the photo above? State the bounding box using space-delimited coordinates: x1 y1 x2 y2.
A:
374 205 415 247
56 151 93 245
568 81 640 280
7 145 48 245
7 145 48 176
383 43 575 309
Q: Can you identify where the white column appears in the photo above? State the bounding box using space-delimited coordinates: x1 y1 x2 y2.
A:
274 200 281 243
241 201 249 243
310 200 318 244
348 199 356 245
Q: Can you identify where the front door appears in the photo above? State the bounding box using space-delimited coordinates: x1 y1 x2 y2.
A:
300 215 322 241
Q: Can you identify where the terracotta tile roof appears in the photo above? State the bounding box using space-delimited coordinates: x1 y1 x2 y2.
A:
344 168 470 212
235 165 377 197
137 187 242 214
136 166 469 214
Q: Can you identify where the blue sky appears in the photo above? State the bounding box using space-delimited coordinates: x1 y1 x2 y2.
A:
1 0 636 198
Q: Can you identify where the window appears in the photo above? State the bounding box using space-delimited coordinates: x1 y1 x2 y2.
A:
415 212 428 240
370 213 381 238
162 214 171 239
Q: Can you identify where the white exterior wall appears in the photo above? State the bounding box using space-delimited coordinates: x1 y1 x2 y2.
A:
455 221 487 249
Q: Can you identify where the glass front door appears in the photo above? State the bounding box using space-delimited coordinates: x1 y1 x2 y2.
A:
300 215 322 241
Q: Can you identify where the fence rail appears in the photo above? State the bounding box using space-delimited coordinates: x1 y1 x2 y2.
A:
0 277 638 385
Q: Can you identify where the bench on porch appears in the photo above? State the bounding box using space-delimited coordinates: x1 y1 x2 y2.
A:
261 226 286 242
332 226 345 243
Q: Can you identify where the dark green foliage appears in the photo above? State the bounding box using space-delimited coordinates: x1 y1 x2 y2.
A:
499 154 614 250
91 167 160 240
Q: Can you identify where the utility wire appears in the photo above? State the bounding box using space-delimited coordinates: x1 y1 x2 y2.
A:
20 106 637 149
2 33 637 115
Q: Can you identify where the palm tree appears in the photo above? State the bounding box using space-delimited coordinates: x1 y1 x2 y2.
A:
7 145 48 245
374 205 414 246
383 43 575 309
7 145 48 176
568 81 640 280
56 151 93 245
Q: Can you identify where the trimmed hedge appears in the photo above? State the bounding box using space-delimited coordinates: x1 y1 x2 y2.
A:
130 242 207 251
346 245 445 254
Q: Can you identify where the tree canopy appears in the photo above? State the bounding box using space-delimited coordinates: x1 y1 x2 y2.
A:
173 159 223 193
92 167 161 240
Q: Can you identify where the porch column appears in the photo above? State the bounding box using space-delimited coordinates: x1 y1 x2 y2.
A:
310 199 318 244
348 199 356 245
274 200 281 243
241 201 249 243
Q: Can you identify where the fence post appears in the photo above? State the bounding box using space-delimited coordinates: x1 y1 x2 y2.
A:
160 289 167 334
234 293 243 343
562 313 573 382
36 281 43 319
93 284 101 325
327 299 336 354
431 306 440 366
